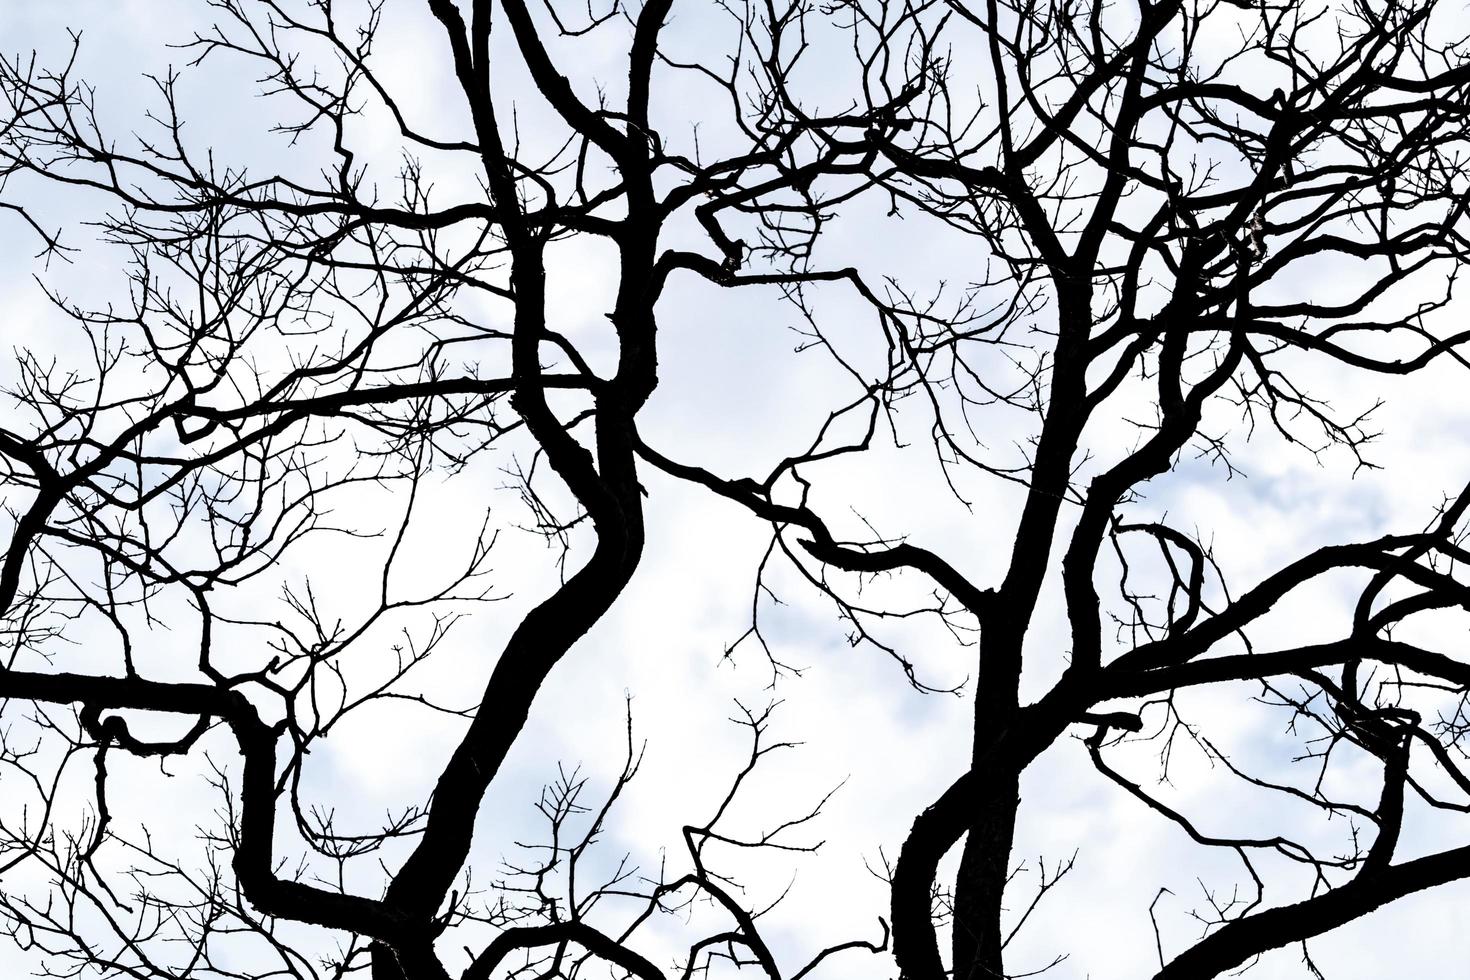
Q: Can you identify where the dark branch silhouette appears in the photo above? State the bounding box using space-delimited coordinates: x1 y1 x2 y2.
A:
4 0 1470 979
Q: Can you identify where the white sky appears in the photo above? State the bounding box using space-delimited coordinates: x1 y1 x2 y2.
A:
2 2 1470 979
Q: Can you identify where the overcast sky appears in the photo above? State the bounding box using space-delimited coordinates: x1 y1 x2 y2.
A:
3 2 1470 978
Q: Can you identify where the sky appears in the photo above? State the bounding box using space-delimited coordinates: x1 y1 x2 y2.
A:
2 1 1470 979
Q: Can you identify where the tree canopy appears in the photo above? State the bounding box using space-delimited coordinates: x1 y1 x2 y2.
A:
5 1 1470 978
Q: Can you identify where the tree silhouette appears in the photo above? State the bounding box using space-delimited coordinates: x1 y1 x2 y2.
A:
4 1 1470 979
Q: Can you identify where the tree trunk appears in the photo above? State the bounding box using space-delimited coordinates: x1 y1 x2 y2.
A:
951 768 1020 980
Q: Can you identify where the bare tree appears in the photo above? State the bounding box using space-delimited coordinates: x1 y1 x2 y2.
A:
0 1 898 977
5 0 1470 979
